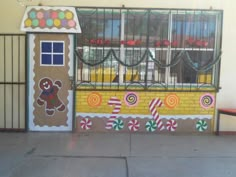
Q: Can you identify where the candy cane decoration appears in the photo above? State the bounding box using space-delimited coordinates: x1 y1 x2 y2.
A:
149 98 165 131
105 97 122 129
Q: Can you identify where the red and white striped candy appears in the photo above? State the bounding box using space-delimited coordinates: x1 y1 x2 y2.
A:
105 97 122 129
149 98 165 131
166 119 177 132
80 118 92 130
128 119 140 132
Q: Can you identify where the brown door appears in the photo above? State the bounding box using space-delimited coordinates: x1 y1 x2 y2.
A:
28 33 74 131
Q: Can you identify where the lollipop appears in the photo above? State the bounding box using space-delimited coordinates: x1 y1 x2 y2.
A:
124 92 139 107
87 92 102 107
200 93 215 109
164 93 180 109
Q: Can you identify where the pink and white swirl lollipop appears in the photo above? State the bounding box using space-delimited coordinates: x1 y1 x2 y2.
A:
128 119 140 132
166 119 177 132
80 118 92 130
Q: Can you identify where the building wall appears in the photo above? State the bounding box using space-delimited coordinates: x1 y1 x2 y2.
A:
76 91 214 133
0 0 236 132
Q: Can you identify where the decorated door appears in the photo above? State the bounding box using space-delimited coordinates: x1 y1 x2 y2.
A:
28 33 74 131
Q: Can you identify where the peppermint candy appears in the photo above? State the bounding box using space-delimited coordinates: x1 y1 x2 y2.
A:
113 119 124 131
128 119 140 132
80 118 92 130
145 120 157 132
166 119 178 132
196 120 208 132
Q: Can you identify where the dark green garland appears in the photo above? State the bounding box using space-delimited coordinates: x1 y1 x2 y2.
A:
75 48 222 72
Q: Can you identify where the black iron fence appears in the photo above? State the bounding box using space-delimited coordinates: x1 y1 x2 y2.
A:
75 8 223 91
0 34 26 131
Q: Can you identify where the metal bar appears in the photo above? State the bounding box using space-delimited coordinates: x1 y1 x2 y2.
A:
72 34 77 132
101 8 105 89
144 10 151 89
0 82 26 84
4 35 6 128
25 34 28 131
119 12 125 84
75 6 223 12
11 36 14 128
18 35 21 129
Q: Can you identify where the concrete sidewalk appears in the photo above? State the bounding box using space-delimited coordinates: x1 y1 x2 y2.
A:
1 133 236 177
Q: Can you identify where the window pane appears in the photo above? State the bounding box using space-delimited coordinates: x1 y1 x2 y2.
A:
75 8 222 91
170 50 214 84
77 9 121 47
53 54 64 65
124 10 149 47
149 10 169 47
172 12 216 48
41 54 52 64
53 42 64 53
41 42 52 52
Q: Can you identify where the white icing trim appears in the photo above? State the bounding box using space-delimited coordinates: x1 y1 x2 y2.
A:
76 113 212 120
28 34 36 131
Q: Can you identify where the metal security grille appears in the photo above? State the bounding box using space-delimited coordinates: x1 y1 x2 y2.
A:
75 8 223 92
0 34 26 131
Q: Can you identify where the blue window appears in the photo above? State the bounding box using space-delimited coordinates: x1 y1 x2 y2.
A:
41 41 64 66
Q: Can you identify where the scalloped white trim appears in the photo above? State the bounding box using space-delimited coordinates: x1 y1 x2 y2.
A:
76 113 212 120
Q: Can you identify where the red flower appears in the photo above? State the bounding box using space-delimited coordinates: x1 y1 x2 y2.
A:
120 40 126 45
126 40 136 46
104 40 110 45
90 39 96 44
171 40 178 47
135 40 142 45
155 41 161 47
187 37 195 45
201 40 208 47
96 39 103 45
194 40 202 47
162 40 170 47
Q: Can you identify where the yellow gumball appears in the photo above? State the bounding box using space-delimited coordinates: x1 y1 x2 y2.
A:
65 11 73 20
54 19 61 27
24 19 32 27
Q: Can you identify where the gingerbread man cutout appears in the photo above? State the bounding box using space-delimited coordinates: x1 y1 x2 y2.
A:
37 77 65 116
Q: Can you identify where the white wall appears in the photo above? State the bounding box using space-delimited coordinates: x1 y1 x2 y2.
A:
0 0 235 131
